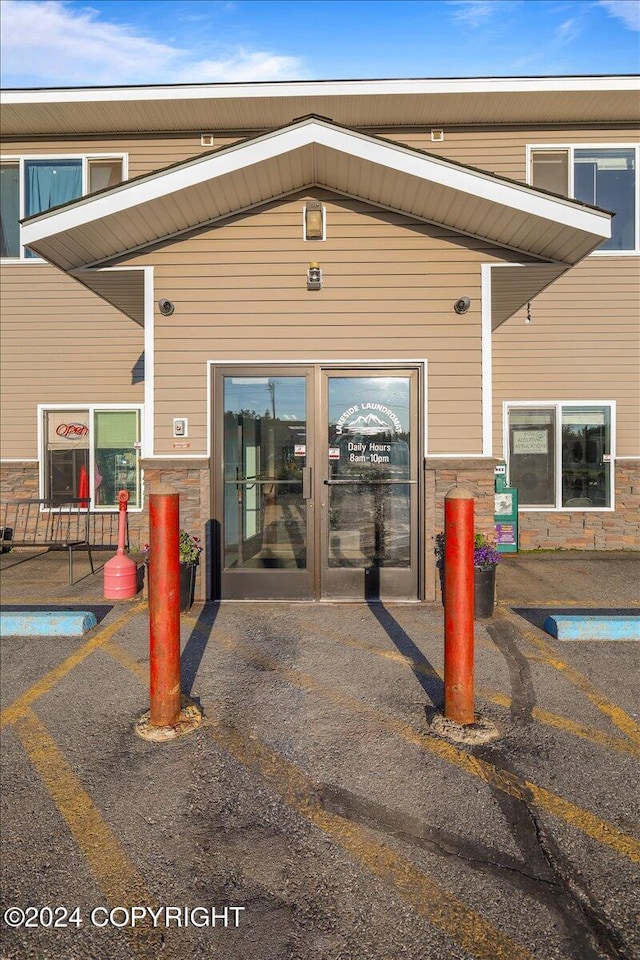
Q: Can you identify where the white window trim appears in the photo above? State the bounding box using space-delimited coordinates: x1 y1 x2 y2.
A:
526 143 640 256
1 152 128 262
503 400 616 512
37 402 144 511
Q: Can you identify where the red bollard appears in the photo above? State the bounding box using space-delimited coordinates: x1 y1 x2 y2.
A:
443 487 475 724
104 490 137 599
148 489 181 727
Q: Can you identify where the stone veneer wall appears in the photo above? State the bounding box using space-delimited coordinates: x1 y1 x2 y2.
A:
0 461 149 552
0 462 40 500
3 457 637 601
139 460 211 600
424 458 500 602
517 459 640 551
0 459 211 598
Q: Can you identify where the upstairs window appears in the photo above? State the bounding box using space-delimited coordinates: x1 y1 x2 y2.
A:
0 162 20 257
530 145 638 253
1 155 125 260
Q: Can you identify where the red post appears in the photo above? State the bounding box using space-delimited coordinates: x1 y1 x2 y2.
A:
149 489 181 727
444 487 475 724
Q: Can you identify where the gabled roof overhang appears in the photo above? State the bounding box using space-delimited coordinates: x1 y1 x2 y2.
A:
21 116 611 327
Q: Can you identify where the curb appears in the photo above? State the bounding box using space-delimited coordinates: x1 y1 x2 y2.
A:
0 611 98 637
543 614 640 641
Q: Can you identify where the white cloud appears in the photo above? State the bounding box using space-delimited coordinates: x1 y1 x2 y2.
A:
598 0 640 31
176 51 302 84
447 0 499 27
0 0 304 87
556 17 582 43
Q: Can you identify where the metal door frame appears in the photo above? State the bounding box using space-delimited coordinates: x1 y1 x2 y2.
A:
212 365 316 600
211 361 425 601
318 367 422 601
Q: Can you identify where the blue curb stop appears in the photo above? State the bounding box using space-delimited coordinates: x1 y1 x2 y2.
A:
0 611 98 637
543 614 640 642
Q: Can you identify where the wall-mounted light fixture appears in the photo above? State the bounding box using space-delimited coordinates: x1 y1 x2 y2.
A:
304 200 325 241
307 262 322 290
454 296 471 314
158 298 175 316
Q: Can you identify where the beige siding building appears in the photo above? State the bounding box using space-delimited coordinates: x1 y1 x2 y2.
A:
1 77 638 600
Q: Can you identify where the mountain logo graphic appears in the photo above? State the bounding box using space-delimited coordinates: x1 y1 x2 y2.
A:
347 414 387 428
335 402 403 436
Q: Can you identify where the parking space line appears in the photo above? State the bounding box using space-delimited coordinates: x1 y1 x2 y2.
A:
497 609 640 747
97 642 533 960
166 620 640 863
102 638 148 683
292 624 640 760
203 717 535 960
12 706 159 958
8 637 536 959
481 691 639 759
0 602 146 729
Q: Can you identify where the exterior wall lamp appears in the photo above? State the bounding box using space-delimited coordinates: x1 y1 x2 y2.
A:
307 262 322 290
304 200 325 241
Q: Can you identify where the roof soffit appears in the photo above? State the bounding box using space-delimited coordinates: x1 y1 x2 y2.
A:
21 116 611 271
3 76 639 136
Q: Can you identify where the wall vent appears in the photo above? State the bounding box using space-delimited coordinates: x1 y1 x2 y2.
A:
200 134 214 147
430 129 444 142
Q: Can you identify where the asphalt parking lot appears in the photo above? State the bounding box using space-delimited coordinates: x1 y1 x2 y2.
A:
1 550 639 960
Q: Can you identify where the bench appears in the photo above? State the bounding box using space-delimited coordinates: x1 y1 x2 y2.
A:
1 498 95 584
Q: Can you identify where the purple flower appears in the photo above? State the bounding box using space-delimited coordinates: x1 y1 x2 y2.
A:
435 531 500 569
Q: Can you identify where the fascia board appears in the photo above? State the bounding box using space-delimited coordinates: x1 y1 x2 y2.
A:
4 75 639 104
21 118 611 253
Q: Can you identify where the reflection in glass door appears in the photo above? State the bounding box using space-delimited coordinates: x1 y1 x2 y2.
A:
321 372 419 600
216 370 314 599
213 366 421 601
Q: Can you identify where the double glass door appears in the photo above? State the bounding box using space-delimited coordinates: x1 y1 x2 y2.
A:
214 366 420 600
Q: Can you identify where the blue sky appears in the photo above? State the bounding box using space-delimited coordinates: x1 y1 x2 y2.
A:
1 0 638 87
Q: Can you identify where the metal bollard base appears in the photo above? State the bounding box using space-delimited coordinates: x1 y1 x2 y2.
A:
427 713 499 745
134 695 203 742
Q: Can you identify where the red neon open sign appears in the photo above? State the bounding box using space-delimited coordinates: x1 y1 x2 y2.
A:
55 422 89 438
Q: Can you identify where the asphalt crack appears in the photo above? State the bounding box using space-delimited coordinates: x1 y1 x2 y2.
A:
319 783 557 891
522 798 634 960
487 619 536 724
478 614 632 958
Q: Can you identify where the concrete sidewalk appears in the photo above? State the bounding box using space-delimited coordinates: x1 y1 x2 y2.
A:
496 550 640 607
1 545 638 607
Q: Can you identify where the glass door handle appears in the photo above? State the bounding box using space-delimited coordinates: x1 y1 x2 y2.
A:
302 467 312 499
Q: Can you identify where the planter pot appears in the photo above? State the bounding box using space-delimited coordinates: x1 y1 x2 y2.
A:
180 562 197 612
145 560 197 611
474 565 496 619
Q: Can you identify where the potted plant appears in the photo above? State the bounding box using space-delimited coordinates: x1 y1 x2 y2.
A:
435 531 500 619
178 530 202 611
472 533 500 619
143 529 202 612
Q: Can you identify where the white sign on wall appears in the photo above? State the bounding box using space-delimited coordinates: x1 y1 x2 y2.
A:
513 429 548 455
